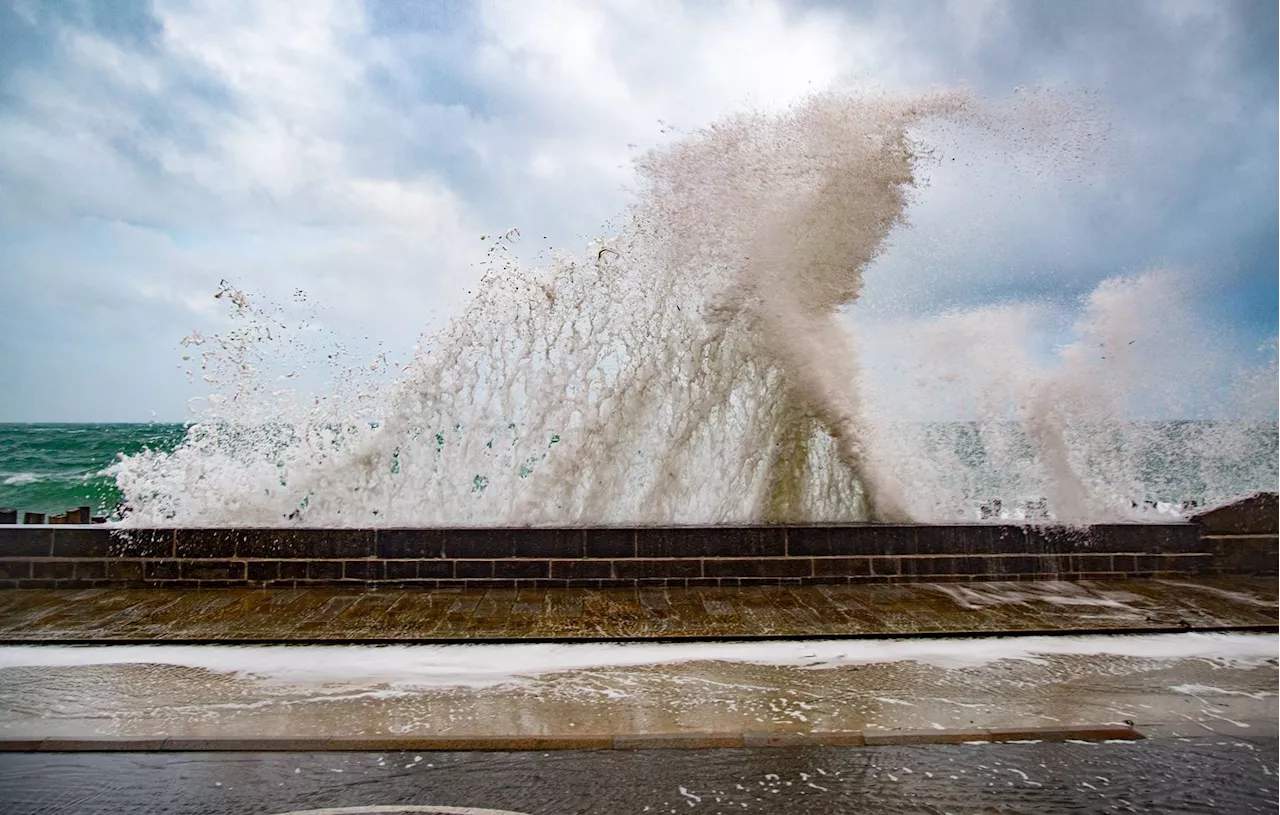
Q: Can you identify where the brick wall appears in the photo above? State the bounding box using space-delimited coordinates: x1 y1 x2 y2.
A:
0 520 1272 590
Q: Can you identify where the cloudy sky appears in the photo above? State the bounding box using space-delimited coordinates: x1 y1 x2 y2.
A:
0 0 1275 422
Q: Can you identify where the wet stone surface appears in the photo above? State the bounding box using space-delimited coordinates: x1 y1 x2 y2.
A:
0 633 1273 742
0 577 1273 642
0 739 1275 814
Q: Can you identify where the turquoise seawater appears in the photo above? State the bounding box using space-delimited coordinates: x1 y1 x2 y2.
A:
0 424 188 516
0 422 1275 521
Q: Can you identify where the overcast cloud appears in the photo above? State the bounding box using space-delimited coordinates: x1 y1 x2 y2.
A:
0 0 1275 421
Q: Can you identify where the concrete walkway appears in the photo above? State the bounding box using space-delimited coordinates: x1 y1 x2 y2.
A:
0 632 1274 745
0 577 1274 642
2 577 1273 749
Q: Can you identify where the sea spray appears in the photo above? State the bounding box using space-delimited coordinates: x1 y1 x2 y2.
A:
111 89 1277 527
860 270 1277 521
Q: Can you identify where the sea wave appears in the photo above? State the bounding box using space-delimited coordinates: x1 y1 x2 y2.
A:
105 89 1279 527
1 473 44 486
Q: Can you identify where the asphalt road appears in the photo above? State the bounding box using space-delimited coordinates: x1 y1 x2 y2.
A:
1 738 1275 814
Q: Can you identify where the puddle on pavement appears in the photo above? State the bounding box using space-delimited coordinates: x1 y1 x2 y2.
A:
0 740 1276 814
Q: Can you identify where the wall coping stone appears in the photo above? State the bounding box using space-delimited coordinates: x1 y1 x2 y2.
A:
1191 491 1278 535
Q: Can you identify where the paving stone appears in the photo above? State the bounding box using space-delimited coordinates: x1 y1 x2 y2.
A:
50 528 114 557
0 529 53 557
1193 491 1279 535
513 530 584 559
444 530 517 558
635 528 786 558
551 560 612 580
584 529 635 558
811 731 866 746
0 740 41 751
162 738 332 751
104 530 174 558
0 577 1273 642
180 561 247 581
986 725 1142 742
39 738 170 751
862 729 990 745
742 732 817 747
613 733 745 749
493 560 548 579
0 561 32 580
787 525 917 557
376 529 447 559
703 558 811 578
614 559 701 579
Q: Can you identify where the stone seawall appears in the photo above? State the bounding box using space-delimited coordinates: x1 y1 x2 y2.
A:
0 494 1272 590
0 508 1274 590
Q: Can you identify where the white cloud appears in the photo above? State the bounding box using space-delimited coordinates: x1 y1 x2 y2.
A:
0 0 1273 420
468 0 893 217
3 0 486 341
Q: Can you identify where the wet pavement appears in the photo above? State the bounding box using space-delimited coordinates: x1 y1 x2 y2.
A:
0 633 1274 743
0 577 1274 642
0 738 1276 813
0 580 1274 813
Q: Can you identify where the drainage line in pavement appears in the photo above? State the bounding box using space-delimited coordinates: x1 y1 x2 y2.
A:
0 623 1273 646
0 725 1145 753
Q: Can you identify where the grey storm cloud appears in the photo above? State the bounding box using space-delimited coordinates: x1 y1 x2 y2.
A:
850 0 1278 319
0 0 1274 421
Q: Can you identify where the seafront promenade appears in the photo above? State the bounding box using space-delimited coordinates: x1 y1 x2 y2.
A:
0 492 1273 644
0 493 1273 755
0 576 1273 644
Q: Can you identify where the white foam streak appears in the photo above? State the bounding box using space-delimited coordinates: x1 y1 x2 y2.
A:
0 633 1273 690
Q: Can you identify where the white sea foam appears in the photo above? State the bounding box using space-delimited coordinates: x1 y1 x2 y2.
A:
0 633 1273 690
1 473 43 486
1169 684 1276 700
108 88 1278 527
929 582 1144 611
